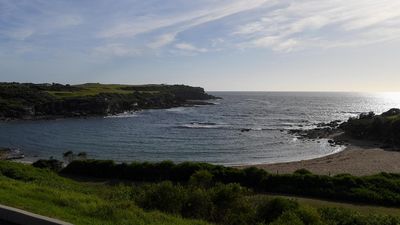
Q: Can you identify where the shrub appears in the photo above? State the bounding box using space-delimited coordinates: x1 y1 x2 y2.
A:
294 169 313 175
62 160 400 206
256 198 299 224
209 183 254 225
270 211 304 225
138 181 186 214
295 206 323 225
182 188 213 219
32 159 63 172
189 170 214 188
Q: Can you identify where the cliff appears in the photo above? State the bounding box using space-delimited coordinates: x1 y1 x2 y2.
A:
0 83 219 120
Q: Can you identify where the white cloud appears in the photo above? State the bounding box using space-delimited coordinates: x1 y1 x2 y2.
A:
148 33 176 49
3 0 400 58
175 42 208 52
233 0 400 52
234 22 264 35
98 0 268 39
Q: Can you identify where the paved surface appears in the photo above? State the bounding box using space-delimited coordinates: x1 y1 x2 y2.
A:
0 220 17 225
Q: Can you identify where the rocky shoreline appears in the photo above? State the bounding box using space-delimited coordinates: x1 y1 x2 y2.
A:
288 109 400 150
0 99 218 122
0 148 24 160
287 120 347 147
0 83 220 121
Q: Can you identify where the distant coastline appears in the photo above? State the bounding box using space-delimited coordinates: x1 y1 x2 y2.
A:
0 82 219 121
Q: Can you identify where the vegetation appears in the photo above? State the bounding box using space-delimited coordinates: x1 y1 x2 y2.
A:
340 108 400 146
0 82 217 119
3 160 400 225
59 160 400 207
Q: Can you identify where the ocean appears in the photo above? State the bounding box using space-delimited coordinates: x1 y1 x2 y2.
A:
1 92 400 165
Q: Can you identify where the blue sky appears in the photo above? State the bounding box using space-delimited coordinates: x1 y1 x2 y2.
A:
1 0 400 91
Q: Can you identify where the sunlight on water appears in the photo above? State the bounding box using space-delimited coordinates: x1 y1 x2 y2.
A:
376 92 400 102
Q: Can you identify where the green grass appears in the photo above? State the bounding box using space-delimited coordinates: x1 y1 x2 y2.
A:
0 161 209 225
1 161 400 225
251 194 400 217
46 84 142 98
386 114 400 122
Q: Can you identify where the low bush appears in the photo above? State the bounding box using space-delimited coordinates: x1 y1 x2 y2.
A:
62 160 400 206
256 198 299 224
32 159 63 172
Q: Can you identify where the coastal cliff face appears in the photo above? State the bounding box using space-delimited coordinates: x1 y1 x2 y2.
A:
0 83 218 119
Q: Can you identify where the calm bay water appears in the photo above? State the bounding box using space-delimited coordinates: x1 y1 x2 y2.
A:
1 92 400 165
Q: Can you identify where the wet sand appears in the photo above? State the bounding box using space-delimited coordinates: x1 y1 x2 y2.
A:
240 137 400 176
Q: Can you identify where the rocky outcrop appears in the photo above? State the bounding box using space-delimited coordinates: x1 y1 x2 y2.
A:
0 148 24 160
288 108 400 149
0 83 219 120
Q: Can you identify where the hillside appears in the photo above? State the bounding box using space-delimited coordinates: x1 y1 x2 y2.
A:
340 108 400 146
0 82 218 120
1 160 400 225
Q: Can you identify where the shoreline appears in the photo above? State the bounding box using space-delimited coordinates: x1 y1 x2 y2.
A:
0 100 217 122
239 136 400 176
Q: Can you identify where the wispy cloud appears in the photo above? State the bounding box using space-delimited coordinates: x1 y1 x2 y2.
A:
233 0 400 51
1 0 400 59
175 42 208 53
148 33 176 49
98 0 268 40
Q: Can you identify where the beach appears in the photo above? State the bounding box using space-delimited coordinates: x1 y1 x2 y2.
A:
242 137 400 176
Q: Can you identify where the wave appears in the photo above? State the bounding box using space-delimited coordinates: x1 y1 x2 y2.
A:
176 122 229 129
165 107 188 113
244 98 272 105
105 111 138 118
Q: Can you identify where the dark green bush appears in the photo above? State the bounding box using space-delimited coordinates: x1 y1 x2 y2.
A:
32 159 63 172
189 170 214 188
319 207 400 225
182 188 213 219
256 198 299 224
138 181 186 214
62 160 400 206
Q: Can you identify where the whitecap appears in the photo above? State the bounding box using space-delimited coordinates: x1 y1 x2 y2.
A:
166 107 188 113
105 111 138 118
176 122 229 129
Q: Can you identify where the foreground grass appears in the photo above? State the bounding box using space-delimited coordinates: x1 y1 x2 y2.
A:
251 194 400 217
2 160 400 225
0 161 209 225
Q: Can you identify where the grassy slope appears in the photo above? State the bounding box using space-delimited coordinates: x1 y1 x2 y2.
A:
0 161 209 225
1 161 399 225
46 83 157 98
252 194 400 216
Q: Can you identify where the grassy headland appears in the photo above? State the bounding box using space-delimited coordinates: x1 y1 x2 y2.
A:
0 160 399 225
0 82 218 120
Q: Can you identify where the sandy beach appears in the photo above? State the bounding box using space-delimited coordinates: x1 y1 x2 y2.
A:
240 137 400 176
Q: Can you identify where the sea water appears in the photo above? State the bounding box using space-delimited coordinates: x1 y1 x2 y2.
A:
1 92 400 165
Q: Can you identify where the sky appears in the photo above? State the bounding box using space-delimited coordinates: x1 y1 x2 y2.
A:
1 0 400 91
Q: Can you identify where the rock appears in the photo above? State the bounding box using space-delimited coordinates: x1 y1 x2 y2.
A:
0 147 24 160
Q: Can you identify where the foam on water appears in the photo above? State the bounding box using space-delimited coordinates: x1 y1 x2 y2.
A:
105 111 138 118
